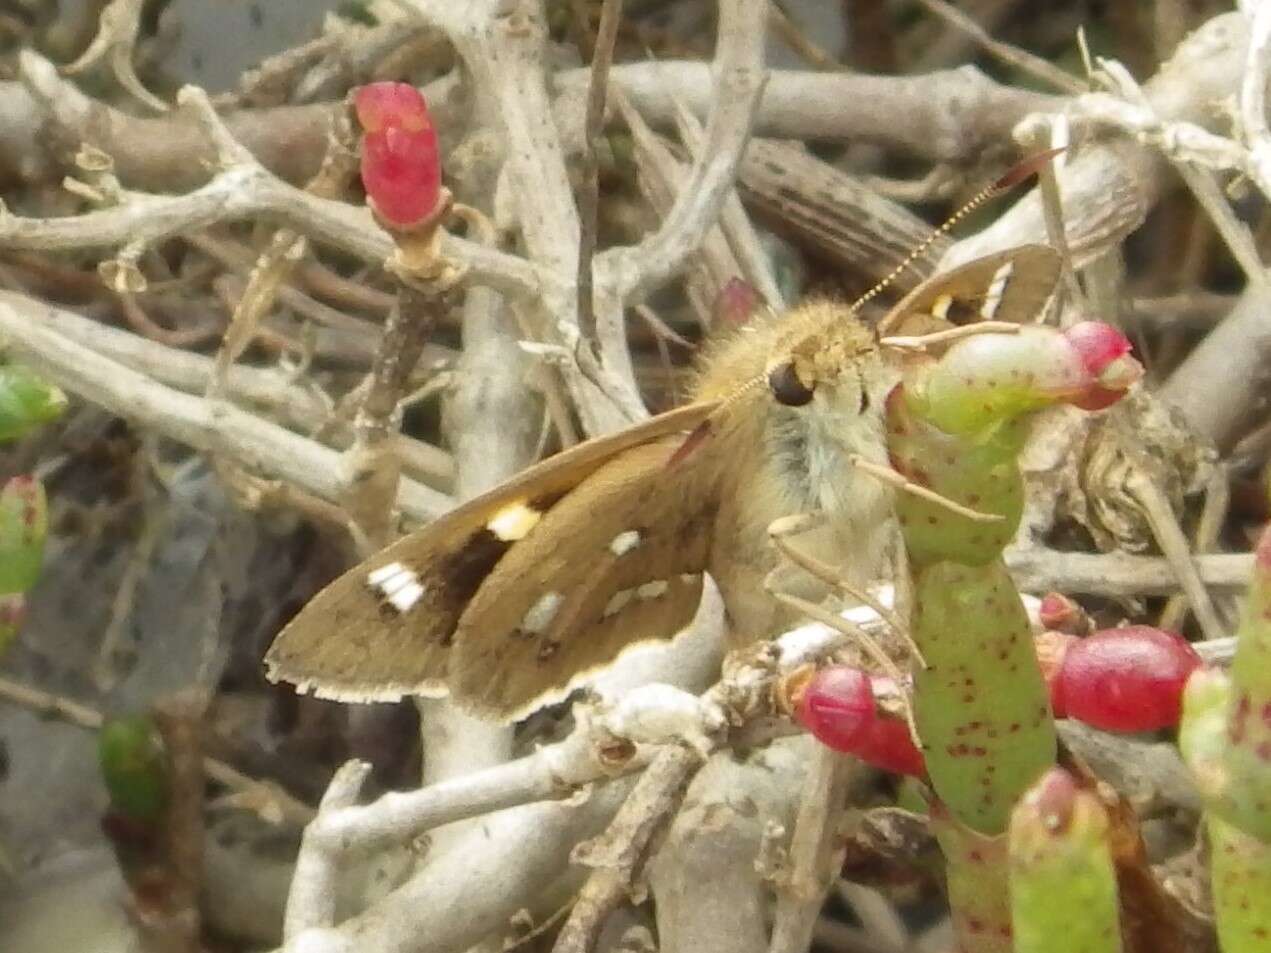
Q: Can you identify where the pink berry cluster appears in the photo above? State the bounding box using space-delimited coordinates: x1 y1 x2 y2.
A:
353 82 442 229
796 618 1202 775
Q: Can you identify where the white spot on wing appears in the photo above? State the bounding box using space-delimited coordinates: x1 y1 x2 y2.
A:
522 591 563 634
366 562 425 614
609 530 641 556
388 581 425 612
980 261 1014 319
931 294 953 320
636 580 668 600
487 501 543 541
603 589 633 618
367 561 406 586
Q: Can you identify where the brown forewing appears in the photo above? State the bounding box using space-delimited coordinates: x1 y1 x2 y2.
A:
264 401 719 703
448 434 723 722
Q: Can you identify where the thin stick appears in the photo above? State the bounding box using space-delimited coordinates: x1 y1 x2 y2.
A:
847 454 1004 524
764 588 908 701
1160 464 1230 633
0 674 314 823
914 0 1085 95
576 0 624 356
552 745 699 953
1125 468 1227 641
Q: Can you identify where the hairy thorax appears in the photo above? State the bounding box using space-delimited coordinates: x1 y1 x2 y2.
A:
691 304 899 643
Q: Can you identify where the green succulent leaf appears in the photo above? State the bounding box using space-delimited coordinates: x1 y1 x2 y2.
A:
98 715 168 823
0 476 47 594
0 364 67 443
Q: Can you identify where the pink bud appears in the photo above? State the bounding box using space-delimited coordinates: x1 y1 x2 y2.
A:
354 82 441 228
1038 592 1090 635
1052 626 1202 731
1023 767 1079 834
713 277 761 328
354 82 433 135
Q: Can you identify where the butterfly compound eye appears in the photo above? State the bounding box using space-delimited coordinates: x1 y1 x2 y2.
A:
768 362 815 407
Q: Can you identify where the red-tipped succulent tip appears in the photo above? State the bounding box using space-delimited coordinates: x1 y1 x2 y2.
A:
354 82 442 228
1063 322 1142 410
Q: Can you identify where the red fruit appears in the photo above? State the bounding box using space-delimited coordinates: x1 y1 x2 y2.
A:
354 82 441 228
853 714 927 777
796 667 926 776
798 667 874 750
1052 626 1202 732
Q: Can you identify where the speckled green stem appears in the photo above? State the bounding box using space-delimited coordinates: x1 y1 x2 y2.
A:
932 807 1014 953
886 389 1055 835
1179 527 1271 951
884 324 1141 952
1009 769 1123 953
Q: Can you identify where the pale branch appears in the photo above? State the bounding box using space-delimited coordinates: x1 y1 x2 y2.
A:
284 760 372 939
2 63 1057 196
649 739 816 953
347 283 450 549
0 291 452 522
671 99 786 311
277 617 849 953
442 0 644 434
553 745 700 953
555 62 1063 162
913 0 1086 95
1004 546 1253 598
576 0 625 354
767 745 856 953
0 165 543 303
945 10 1249 266
597 0 768 307
25 292 454 486
295 686 723 861
62 0 168 112
12 51 545 301
612 86 745 325
1158 284 1271 450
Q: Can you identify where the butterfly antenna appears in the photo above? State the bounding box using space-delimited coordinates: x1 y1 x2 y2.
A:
845 148 1064 317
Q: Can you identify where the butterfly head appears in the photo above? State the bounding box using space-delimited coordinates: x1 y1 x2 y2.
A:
760 304 890 418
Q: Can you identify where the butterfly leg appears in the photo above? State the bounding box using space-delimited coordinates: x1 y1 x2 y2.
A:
765 515 925 672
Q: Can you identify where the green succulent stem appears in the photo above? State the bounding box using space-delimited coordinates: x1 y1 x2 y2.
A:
1180 525 1271 951
932 804 1014 953
883 324 1140 951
